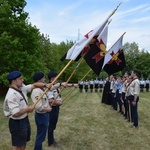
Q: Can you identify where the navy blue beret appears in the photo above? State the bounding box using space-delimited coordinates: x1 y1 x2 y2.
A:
7 71 22 81
33 72 44 82
126 71 131 76
48 71 58 79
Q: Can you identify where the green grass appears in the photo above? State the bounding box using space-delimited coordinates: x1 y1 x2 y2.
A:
0 89 150 150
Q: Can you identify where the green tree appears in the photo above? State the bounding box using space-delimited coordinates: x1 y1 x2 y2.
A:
123 42 140 71
0 0 47 85
136 50 150 79
123 42 150 79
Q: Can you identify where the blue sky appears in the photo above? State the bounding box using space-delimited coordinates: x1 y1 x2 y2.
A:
25 0 150 51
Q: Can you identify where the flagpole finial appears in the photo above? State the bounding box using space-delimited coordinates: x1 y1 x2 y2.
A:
109 1 123 18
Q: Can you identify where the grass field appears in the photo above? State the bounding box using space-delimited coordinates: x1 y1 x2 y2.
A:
0 88 150 150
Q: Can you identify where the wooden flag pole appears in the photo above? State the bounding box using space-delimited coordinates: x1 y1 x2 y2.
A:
79 68 92 82
63 68 92 102
62 87 76 103
68 57 84 83
32 60 73 107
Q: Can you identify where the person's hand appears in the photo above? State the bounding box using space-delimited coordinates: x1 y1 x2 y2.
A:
132 101 136 106
49 99 55 103
46 83 52 89
62 82 67 87
27 105 34 113
57 101 63 106
46 106 52 112
73 83 78 88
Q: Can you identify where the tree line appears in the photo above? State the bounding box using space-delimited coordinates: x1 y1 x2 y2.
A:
0 0 150 91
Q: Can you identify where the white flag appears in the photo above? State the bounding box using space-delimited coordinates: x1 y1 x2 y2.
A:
66 18 109 60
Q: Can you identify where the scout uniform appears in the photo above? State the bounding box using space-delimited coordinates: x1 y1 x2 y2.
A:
89 79 94 92
31 72 51 150
47 71 61 147
3 71 32 147
128 78 140 127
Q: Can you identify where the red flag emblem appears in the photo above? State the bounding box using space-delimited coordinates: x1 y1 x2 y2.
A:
82 35 98 55
92 39 106 63
107 49 122 65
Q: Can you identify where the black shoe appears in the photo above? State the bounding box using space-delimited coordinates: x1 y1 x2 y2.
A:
53 140 59 146
48 140 59 147
48 143 57 147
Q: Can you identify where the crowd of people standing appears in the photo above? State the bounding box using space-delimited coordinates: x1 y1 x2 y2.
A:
79 77 149 94
101 70 145 128
79 78 105 93
79 70 149 129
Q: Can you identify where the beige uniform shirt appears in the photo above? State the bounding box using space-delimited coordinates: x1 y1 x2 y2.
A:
129 79 140 96
31 88 49 113
126 83 131 97
3 84 32 119
47 87 62 106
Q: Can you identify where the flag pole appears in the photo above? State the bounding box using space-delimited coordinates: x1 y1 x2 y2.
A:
62 69 92 102
32 60 73 107
79 68 92 82
109 1 123 18
50 58 84 106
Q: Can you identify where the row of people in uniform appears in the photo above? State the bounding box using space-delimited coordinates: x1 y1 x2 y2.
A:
139 79 150 92
102 70 141 128
79 79 105 93
3 70 78 150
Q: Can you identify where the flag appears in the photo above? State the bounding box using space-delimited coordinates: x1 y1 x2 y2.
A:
83 22 109 75
60 2 122 61
74 35 98 61
60 18 109 61
102 33 126 75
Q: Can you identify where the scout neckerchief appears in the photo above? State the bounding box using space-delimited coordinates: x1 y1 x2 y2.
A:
126 77 137 88
40 87 49 99
130 78 138 86
56 88 61 98
10 87 28 105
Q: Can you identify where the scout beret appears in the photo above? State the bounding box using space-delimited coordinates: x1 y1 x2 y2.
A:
48 71 58 79
33 72 44 82
126 71 131 76
7 71 22 81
